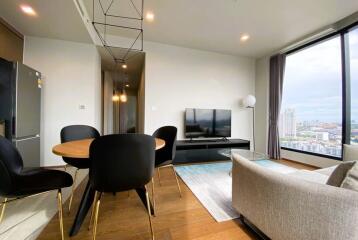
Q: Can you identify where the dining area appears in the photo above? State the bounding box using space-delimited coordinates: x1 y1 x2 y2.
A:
0 125 181 240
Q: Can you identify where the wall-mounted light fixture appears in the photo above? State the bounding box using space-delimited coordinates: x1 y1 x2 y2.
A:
119 89 127 103
112 90 119 102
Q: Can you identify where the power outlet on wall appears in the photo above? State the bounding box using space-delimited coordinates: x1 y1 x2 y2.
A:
79 105 86 110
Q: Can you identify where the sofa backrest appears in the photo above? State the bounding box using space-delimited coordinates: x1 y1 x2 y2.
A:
343 144 358 161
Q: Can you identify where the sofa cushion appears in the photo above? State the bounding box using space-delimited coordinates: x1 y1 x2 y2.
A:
315 166 337 176
341 162 358 191
343 144 358 161
326 161 356 187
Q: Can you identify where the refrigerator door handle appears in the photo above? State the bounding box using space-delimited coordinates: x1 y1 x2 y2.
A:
12 116 15 135
16 135 40 142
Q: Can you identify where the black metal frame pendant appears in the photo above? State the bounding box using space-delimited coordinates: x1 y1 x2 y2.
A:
92 0 144 63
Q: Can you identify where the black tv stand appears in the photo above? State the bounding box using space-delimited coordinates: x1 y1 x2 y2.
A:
174 138 250 164
184 137 230 143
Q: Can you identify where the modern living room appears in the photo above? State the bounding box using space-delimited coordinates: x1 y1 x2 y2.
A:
1 1 358 240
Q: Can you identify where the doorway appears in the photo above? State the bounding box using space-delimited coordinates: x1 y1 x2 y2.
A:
100 48 145 134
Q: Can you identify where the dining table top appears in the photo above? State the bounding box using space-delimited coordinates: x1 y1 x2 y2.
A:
52 137 165 159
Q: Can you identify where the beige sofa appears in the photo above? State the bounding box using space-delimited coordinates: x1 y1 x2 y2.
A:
232 152 358 240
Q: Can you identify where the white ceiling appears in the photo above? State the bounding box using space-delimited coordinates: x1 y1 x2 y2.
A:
1 0 358 58
0 0 92 43
83 0 358 58
99 47 144 90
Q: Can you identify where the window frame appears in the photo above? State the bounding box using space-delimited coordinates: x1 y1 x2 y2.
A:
280 21 358 160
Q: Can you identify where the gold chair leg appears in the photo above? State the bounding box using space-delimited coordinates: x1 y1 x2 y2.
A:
64 165 67 172
0 198 7 223
171 165 182 198
92 192 102 240
57 190 64 240
145 187 155 240
88 191 98 230
157 168 161 186
68 168 79 213
151 178 156 216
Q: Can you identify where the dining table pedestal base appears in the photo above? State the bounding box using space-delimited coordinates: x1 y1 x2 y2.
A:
69 179 154 236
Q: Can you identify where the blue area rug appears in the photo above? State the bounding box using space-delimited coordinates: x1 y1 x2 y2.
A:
255 160 297 174
175 162 235 222
175 160 296 222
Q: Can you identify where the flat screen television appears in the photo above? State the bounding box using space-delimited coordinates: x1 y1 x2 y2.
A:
185 108 231 138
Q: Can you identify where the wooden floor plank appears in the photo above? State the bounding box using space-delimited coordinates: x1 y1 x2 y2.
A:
38 159 314 240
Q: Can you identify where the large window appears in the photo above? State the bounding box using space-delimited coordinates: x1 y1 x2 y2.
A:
349 27 358 144
280 36 343 158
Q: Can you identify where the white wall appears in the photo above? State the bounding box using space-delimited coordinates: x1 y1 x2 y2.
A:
23 36 101 167
255 55 340 168
95 34 256 141
144 41 256 140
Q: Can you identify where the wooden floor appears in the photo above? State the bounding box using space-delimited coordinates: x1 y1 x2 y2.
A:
277 159 317 171
38 159 316 240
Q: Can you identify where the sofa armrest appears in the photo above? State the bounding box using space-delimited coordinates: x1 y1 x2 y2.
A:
232 155 358 240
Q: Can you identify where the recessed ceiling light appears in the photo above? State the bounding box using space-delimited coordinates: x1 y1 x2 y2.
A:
240 34 250 42
125 84 130 87
146 12 155 22
20 5 37 16
121 64 127 69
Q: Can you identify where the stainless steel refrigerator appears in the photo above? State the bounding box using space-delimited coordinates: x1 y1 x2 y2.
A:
0 58 41 167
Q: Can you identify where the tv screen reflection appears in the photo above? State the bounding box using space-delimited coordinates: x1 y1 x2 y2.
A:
185 108 231 138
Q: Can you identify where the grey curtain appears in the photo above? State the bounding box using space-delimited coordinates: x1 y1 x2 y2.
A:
268 54 286 159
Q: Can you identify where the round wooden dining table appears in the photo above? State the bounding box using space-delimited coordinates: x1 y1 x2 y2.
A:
52 137 165 236
52 137 165 158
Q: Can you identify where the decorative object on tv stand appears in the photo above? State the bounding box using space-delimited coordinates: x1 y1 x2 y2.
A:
243 95 256 151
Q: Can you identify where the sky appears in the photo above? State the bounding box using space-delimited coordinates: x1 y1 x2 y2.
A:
281 27 358 123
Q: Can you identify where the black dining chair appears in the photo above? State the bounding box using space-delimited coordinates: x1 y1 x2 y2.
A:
151 126 181 215
60 125 100 213
0 136 73 240
88 134 155 240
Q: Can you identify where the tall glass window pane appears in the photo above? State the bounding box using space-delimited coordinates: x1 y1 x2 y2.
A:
280 36 342 158
349 27 358 144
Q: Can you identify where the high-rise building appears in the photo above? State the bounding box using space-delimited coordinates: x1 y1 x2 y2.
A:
279 112 285 138
284 108 296 137
279 108 297 138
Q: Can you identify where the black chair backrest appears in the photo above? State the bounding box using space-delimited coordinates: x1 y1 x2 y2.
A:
61 125 100 166
89 134 155 192
0 136 23 195
61 125 100 143
152 126 177 165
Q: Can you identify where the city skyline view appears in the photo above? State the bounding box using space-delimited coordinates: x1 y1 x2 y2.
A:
282 29 358 122
280 27 358 157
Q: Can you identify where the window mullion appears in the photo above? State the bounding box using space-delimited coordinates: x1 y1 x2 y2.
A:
341 32 351 147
